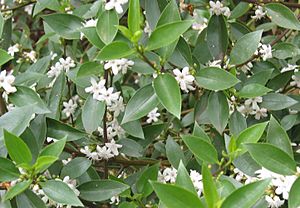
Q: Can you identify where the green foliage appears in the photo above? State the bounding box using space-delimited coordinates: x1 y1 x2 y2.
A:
1 0 300 207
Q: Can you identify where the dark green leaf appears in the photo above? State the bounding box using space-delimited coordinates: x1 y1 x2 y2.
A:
46 118 87 141
265 3 300 30
195 67 240 91
207 92 229 134
0 48 13 66
97 41 135 60
42 13 83 39
151 182 204 208
96 10 118 44
202 164 219 208
230 30 263 65
146 20 193 51
41 180 83 206
261 93 298 110
181 135 218 164
238 84 272 98
267 116 293 158
288 177 300 208
153 74 181 119
3 180 32 201
122 84 159 124
78 180 129 202
221 179 271 208
4 130 32 165
207 15 228 60
0 157 20 182
61 157 91 178
245 143 297 175
82 95 105 133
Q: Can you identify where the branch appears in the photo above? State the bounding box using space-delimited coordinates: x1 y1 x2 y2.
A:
0 0 36 12
241 0 300 9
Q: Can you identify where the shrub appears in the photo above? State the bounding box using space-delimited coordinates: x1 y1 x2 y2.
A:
0 0 300 207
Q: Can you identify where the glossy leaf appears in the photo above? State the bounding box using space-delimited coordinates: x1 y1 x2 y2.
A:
42 13 83 39
122 84 159 124
261 93 298 110
245 143 297 175
267 116 293 158
151 182 204 208
153 74 181 119
82 95 105 133
3 180 32 201
202 164 219 208
61 157 92 178
96 9 118 44
181 135 218 164
238 84 272 98
207 92 229 134
146 20 193 51
4 130 32 165
0 157 20 182
195 67 240 91
97 41 135 61
265 3 300 30
128 0 140 33
41 180 83 207
221 179 271 208
230 30 263 65
288 177 300 208
78 180 129 202
0 48 13 66
207 15 228 60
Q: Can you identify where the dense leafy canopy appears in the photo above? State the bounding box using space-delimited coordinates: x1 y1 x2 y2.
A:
0 0 300 207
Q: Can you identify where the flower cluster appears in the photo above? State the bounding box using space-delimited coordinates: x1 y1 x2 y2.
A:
80 139 122 161
146 107 160 124
237 96 268 120
104 0 128 14
209 1 231 17
47 57 76 84
251 6 267 20
103 58 134 76
0 70 17 95
173 67 195 93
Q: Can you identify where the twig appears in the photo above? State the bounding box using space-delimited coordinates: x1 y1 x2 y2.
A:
0 0 36 12
241 0 300 9
102 69 109 179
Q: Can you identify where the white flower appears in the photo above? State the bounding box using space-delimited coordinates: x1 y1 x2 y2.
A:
46 137 58 143
62 99 78 118
62 176 80 196
250 107 268 120
209 1 231 17
281 64 298 73
144 20 152 36
83 19 97 27
206 59 222 68
173 67 195 93
80 146 99 160
162 167 177 183
96 145 114 160
59 57 76 72
222 6 231 17
62 157 72 165
50 52 58 60
251 6 266 20
105 139 122 156
146 107 160 123
104 58 134 75
233 168 257 184
105 0 128 14
108 96 125 117
240 62 253 73
290 75 300 88
190 170 203 196
192 18 208 34
244 96 263 110
7 44 19 56
110 195 120 205
24 4 33 15
85 78 106 100
209 1 224 16
259 44 273 61
273 175 297 200
47 62 64 78
24 51 37 63
0 70 17 94
98 87 120 106
265 195 285 208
